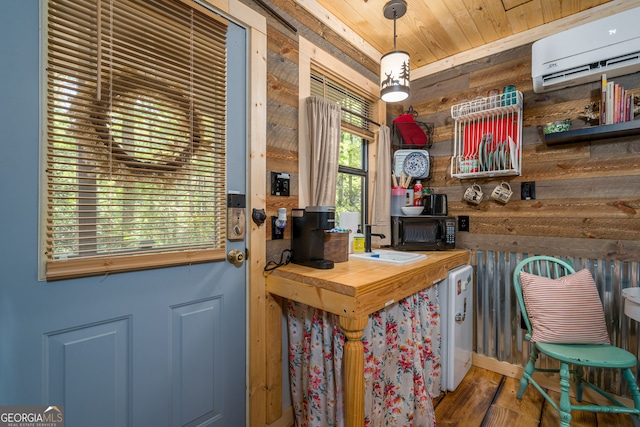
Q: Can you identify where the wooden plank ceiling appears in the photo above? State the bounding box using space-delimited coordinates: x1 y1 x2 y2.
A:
313 0 613 70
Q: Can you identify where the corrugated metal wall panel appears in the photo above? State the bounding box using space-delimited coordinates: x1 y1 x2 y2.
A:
475 251 640 395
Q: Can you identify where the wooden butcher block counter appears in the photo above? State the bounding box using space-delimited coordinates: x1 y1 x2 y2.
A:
265 249 470 427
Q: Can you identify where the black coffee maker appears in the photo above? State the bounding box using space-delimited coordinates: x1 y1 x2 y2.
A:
291 206 336 269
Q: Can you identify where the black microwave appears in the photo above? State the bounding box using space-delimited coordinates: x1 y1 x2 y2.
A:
391 216 456 251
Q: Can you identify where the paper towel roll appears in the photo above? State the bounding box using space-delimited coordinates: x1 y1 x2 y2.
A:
339 212 360 254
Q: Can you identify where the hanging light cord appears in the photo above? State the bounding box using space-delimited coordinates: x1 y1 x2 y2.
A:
393 11 397 51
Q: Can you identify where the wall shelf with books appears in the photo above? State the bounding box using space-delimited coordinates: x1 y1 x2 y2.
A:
544 73 640 146
544 120 640 145
599 74 638 125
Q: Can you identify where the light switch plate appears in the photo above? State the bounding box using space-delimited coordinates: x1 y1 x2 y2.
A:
271 172 290 196
521 182 536 200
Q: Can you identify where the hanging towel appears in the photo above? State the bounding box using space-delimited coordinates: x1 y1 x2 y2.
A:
371 125 391 246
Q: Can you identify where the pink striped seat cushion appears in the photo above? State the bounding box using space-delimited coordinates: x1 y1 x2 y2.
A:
519 269 610 344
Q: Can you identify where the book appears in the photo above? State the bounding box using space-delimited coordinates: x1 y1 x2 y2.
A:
601 74 607 125
606 81 614 125
614 83 620 124
600 74 637 124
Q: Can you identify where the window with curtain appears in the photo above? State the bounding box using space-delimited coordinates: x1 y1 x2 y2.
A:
310 70 373 225
43 0 228 280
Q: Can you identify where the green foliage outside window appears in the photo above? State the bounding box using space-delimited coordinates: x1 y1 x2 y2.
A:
335 131 367 225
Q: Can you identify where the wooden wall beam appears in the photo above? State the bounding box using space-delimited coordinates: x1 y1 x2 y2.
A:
269 0 379 76
457 233 640 262
266 294 284 423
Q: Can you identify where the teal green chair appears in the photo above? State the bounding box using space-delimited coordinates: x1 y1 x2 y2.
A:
513 256 640 426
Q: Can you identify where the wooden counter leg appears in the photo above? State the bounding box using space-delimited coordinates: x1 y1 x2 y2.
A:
339 316 368 427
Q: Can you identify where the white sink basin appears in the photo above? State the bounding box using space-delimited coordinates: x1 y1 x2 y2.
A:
622 288 640 322
349 249 427 265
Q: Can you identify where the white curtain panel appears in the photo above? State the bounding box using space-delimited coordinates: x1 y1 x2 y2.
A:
306 96 342 206
371 125 391 246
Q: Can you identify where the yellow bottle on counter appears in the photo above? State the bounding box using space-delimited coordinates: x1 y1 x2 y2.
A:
353 226 364 253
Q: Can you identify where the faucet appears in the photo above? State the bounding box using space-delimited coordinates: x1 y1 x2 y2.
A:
364 224 386 253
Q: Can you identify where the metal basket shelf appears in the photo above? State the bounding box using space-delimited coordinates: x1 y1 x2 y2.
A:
391 120 434 149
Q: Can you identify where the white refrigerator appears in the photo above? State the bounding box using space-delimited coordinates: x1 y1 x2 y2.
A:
439 264 473 392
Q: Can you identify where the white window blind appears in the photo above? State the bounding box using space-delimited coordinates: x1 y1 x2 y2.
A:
310 70 373 139
45 0 228 280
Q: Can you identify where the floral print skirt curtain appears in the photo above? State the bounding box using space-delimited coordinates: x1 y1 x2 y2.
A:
287 286 441 427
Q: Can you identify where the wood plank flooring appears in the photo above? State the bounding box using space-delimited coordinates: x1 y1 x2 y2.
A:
433 366 639 427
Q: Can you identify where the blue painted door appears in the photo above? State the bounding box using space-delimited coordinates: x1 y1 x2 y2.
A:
0 3 247 426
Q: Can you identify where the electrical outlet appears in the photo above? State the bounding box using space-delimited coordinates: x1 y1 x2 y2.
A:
271 216 283 239
521 181 536 200
458 215 470 232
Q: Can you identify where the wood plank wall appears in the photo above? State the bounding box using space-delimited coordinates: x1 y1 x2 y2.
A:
398 45 640 262
254 0 640 264
238 0 379 261
264 21 299 252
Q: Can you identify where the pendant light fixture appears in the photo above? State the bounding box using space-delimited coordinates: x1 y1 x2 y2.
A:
380 0 410 103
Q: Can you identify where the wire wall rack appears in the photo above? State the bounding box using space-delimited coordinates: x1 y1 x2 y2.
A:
450 91 523 179
391 120 434 149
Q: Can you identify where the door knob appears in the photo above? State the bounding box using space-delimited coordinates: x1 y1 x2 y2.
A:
227 249 245 266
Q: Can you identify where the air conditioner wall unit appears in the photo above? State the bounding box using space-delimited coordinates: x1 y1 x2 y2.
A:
532 7 640 93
